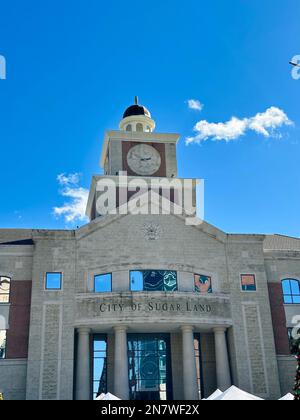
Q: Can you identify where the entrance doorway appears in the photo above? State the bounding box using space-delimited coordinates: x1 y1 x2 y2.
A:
128 334 173 401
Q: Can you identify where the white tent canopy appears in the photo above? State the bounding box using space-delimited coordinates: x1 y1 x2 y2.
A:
95 393 106 400
279 393 294 401
96 392 121 401
95 388 294 402
205 389 223 400
212 386 264 401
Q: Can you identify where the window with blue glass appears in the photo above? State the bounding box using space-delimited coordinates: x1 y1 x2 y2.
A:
282 279 300 304
130 271 177 292
94 273 112 293
93 335 107 400
45 273 62 290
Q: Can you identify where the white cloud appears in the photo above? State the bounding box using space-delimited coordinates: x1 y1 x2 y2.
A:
53 173 89 224
187 99 204 112
57 173 80 186
187 117 248 144
186 106 293 144
248 107 292 137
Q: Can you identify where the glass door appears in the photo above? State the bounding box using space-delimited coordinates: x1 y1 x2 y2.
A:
128 334 173 401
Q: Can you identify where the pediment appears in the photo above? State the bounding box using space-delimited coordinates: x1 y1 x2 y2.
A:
76 202 226 245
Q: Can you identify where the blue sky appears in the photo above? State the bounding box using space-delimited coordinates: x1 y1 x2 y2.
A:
0 0 299 236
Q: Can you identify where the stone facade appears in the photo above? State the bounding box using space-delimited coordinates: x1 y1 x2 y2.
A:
0 101 299 400
0 221 299 400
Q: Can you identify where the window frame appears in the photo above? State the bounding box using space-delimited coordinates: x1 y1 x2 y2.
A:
240 274 257 292
129 270 178 293
287 327 300 355
94 273 112 293
127 333 173 401
45 272 63 291
194 333 205 399
0 276 11 304
194 273 213 294
92 334 108 400
282 278 300 305
136 123 143 132
0 329 7 360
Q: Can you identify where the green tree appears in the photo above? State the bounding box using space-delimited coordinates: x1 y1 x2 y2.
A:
292 337 300 401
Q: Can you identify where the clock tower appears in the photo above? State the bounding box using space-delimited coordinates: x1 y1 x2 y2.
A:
86 98 192 221
100 97 179 179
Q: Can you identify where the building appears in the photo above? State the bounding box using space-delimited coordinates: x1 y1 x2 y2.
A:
0 99 299 400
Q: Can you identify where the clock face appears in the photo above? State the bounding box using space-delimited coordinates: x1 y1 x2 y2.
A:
127 144 162 175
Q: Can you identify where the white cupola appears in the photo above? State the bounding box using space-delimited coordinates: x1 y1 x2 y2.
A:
119 96 156 133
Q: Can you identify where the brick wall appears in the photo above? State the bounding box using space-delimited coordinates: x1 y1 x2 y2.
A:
6 281 32 359
268 283 290 355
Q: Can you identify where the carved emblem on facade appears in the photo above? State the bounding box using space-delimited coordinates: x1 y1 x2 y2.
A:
142 223 162 241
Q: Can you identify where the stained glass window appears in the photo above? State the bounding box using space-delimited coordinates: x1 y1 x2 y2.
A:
241 274 257 292
130 271 177 292
194 274 212 294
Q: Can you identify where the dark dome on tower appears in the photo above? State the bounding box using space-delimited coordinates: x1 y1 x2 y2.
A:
122 97 151 119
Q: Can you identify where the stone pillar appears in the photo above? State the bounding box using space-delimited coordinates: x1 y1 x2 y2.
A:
181 325 199 400
114 326 129 400
214 327 231 391
75 327 91 400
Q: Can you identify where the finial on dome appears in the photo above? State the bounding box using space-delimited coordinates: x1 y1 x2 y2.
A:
120 97 156 132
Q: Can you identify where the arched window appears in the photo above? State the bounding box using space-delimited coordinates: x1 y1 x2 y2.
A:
136 123 143 132
126 124 132 132
0 277 11 304
282 279 300 304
